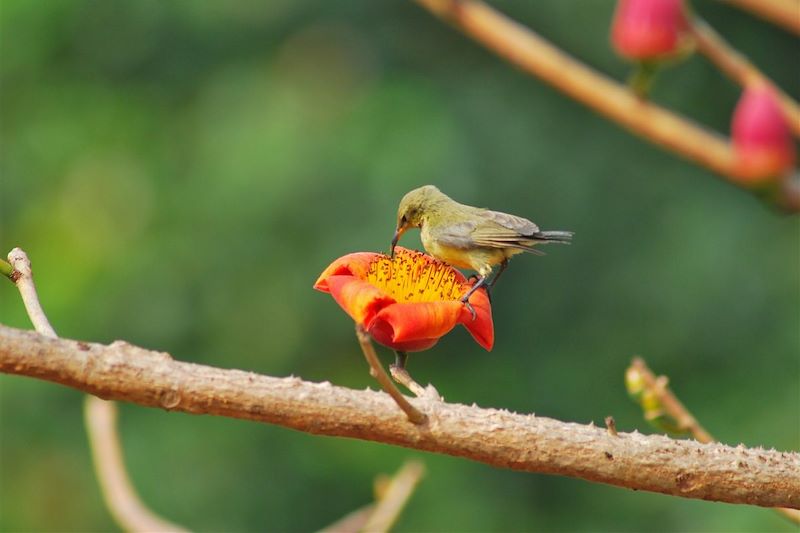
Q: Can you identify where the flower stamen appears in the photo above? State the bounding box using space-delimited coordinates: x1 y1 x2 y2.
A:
366 250 464 303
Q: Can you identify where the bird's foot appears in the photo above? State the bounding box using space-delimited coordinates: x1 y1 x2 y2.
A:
468 274 492 301
460 296 477 321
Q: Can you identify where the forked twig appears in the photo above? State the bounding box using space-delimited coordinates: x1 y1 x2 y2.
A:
356 325 428 424
4 248 187 532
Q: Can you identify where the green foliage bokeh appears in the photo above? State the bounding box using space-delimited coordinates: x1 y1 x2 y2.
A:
1 1 798 531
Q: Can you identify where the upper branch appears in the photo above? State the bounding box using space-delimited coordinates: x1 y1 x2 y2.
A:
0 324 797 509
723 0 800 35
690 16 800 136
414 0 800 209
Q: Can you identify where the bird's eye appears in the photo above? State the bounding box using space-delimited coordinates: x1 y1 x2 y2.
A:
400 215 407 226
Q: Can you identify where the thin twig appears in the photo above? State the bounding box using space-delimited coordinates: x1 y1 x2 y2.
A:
7 248 57 338
4 247 187 532
1 325 798 509
628 357 800 524
413 0 800 210
356 325 428 425
85 398 190 532
363 461 426 532
723 0 800 35
389 365 429 397
389 365 443 402
322 461 425 533
690 16 800 137
629 357 714 443
318 504 375 533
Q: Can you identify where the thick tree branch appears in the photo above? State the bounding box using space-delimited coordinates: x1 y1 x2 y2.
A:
1 324 798 509
413 0 800 210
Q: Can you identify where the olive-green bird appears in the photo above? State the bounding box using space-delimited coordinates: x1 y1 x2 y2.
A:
390 185 573 317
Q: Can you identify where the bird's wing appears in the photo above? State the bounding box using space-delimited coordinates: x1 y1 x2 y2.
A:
465 209 545 253
429 215 544 256
433 220 480 249
481 209 539 235
470 233 546 255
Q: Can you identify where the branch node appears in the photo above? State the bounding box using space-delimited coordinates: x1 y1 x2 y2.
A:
159 389 182 410
605 416 618 437
389 364 443 402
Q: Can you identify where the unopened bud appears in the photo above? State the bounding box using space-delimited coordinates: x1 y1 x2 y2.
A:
611 0 690 60
732 84 796 183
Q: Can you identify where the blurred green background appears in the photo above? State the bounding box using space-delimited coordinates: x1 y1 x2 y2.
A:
1 1 798 531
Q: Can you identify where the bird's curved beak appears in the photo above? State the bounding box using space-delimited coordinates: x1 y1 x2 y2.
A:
390 228 403 258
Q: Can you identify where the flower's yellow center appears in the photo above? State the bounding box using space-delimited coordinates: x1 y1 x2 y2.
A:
367 250 465 303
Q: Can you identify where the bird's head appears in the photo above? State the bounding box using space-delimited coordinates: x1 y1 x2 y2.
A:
391 185 442 257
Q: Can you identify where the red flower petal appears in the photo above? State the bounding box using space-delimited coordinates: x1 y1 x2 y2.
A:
368 316 441 352
325 275 395 327
313 252 381 292
459 292 494 351
369 301 464 351
612 0 687 60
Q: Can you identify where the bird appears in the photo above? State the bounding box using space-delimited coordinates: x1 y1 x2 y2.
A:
390 185 572 318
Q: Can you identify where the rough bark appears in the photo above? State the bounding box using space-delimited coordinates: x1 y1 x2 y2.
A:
1 324 798 509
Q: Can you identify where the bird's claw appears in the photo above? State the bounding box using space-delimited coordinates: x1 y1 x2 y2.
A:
461 298 477 321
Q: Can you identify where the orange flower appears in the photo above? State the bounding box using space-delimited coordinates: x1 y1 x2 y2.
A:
314 247 494 352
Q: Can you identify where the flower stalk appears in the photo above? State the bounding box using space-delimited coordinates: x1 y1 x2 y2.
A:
356 325 428 424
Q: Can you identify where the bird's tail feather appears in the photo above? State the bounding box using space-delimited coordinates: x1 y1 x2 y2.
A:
533 230 573 244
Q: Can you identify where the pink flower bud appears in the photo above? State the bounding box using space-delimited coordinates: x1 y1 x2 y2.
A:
612 0 689 60
732 85 796 182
